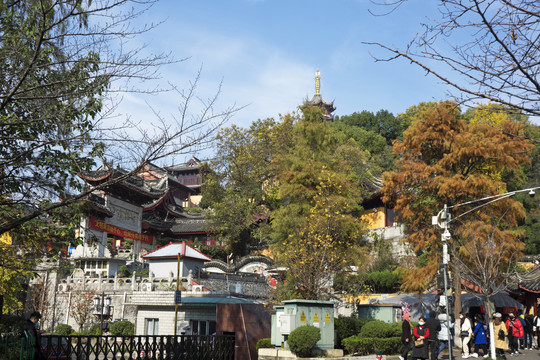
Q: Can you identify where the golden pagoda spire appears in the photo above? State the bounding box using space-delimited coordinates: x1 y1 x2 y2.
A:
315 69 321 95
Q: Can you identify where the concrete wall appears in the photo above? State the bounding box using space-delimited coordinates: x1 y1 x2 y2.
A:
365 224 411 257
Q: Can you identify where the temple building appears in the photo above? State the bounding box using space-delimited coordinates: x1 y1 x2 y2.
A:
72 160 218 268
165 157 203 206
305 69 336 121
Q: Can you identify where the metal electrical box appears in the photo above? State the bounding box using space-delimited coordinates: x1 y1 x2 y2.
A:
279 314 296 334
271 299 335 350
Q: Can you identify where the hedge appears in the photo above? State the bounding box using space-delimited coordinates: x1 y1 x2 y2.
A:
342 336 402 355
110 321 134 336
54 324 74 336
335 317 370 348
359 320 395 338
256 338 273 351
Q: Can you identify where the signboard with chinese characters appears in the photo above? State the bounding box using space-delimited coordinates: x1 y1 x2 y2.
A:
105 196 142 233
89 217 153 244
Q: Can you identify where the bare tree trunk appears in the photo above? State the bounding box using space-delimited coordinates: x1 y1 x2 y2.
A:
484 299 496 359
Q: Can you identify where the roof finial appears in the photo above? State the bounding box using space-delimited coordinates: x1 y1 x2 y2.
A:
315 69 321 95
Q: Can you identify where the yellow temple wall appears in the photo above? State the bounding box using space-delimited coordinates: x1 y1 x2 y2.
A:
359 207 386 230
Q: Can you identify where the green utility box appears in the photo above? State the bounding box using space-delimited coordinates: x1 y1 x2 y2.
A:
271 299 335 350
356 304 403 323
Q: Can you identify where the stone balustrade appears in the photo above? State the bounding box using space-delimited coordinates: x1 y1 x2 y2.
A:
57 270 194 292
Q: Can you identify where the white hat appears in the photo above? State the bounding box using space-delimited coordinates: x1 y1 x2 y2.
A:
493 312 502 318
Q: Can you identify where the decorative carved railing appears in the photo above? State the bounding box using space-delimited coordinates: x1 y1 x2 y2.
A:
37 334 235 360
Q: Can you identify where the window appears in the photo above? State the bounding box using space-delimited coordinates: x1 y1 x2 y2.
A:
145 318 159 335
190 320 216 335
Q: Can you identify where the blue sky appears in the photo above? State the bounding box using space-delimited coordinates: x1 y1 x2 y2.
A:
112 0 487 161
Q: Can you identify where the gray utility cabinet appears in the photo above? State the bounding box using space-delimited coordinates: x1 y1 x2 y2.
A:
271 299 335 350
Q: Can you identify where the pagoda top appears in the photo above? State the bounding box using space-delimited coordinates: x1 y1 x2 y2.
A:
305 69 335 121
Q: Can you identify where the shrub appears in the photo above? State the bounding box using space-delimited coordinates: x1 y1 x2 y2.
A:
54 324 74 336
0 315 24 334
342 335 402 355
88 323 102 335
110 321 134 336
117 265 131 278
335 317 370 348
388 321 403 337
256 338 273 351
359 320 393 338
287 325 321 358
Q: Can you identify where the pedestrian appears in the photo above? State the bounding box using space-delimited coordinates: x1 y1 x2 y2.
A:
533 311 540 350
412 316 430 360
436 311 454 358
459 312 473 358
505 311 524 355
523 313 534 350
21 311 44 360
471 314 488 357
493 312 508 360
400 313 412 360
518 311 526 350
426 311 441 360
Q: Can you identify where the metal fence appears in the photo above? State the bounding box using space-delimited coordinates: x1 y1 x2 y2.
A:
0 333 35 360
1 334 235 360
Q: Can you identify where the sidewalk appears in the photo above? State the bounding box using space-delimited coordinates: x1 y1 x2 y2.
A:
435 348 540 360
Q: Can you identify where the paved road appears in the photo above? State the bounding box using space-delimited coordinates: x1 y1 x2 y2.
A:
436 348 540 360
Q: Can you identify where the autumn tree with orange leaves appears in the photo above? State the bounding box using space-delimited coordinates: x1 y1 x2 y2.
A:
71 289 96 331
382 101 533 303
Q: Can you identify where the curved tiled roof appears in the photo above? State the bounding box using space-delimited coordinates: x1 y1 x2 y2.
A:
306 93 335 109
171 219 208 234
509 266 540 293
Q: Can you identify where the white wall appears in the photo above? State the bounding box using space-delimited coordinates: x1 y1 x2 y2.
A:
136 307 216 335
148 259 177 278
148 259 205 278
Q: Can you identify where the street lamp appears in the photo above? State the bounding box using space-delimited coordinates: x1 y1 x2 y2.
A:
94 293 112 336
433 206 453 360
433 186 540 359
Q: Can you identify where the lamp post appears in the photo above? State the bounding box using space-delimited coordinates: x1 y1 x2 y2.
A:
94 293 112 336
434 206 453 360
433 186 539 359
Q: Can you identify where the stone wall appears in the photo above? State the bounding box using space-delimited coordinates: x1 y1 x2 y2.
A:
33 270 270 334
196 272 271 299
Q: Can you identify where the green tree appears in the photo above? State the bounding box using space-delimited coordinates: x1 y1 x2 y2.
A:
271 105 373 300
336 109 403 145
201 116 295 256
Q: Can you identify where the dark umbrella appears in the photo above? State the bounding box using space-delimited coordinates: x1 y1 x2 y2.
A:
376 293 438 321
460 292 523 313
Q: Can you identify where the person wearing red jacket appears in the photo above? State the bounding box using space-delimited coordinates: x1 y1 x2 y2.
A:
412 317 430 360
506 311 524 355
